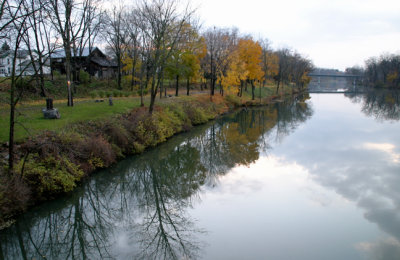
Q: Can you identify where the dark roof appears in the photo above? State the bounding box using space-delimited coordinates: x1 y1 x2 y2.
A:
50 47 103 58
91 56 117 67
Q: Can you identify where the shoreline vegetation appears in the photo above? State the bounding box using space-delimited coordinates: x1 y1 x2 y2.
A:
1 0 313 229
0 87 302 228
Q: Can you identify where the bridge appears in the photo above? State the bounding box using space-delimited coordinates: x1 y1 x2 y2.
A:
307 72 365 93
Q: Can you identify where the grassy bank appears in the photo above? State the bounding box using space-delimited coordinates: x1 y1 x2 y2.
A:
0 85 295 227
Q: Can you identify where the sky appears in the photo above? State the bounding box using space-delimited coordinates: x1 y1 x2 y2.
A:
190 0 400 71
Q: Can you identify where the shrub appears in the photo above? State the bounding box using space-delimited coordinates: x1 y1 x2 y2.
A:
184 103 209 125
113 90 119 97
89 91 97 99
225 94 241 107
0 173 31 221
98 90 105 98
79 70 90 85
101 120 132 154
137 88 148 96
17 154 84 199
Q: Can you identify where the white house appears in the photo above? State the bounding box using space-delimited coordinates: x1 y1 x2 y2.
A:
0 50 12 77
0 49 50 77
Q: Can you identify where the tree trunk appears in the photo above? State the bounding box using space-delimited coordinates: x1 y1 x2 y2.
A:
186 77 190 96
211 77 215 96
65 44 74 107
276 79 280 94
251 80 255 100
159 76 163 99
175 74 179 96
8 77 16 175
117 53 122 90
130 65 136 91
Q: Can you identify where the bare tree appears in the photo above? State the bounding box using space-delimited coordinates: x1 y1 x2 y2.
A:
46 0 101 105
3 0 37 174
104 5 128 90
137 0 194 113
125 8 142 91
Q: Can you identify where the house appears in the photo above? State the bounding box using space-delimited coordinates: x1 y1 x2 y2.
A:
50 47 117 79
0 47 51 77
0 50 12 77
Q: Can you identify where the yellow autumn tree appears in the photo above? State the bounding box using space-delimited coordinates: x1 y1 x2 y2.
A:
220 48 248 96
237 38 264 100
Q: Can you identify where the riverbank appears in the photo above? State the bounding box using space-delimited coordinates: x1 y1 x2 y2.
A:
0 90 298 228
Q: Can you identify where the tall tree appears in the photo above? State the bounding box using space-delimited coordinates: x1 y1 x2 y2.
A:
46 0 99 105
260 38 279 87
237 37 264 100
137 0 194 113
3 0 37 173
202 27 238 96
104 5 127 90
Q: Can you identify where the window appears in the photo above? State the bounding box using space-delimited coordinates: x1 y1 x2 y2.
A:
7 59 10 64
8 68 10 74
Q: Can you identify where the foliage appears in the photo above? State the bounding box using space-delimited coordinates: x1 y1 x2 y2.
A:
79 70 90 85
16 154 84 199
365 54 400 88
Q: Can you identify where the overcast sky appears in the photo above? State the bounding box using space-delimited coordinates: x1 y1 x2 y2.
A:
191 0 400 70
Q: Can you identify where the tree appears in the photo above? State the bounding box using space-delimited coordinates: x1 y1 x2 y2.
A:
21 0 56 97
46 0 100 105
275 48 291 94
237 37 264 100
3 0 37 174
165 22 204 96
137 0 194 113
124 8 141 91
201 27 238 96
104 5 128 90
259 38 279 87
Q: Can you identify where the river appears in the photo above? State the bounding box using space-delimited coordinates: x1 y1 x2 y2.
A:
0 90 400 260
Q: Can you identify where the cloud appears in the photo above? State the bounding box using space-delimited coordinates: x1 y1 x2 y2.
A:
364 143 400 163
192 0 400 70
355 237 400 260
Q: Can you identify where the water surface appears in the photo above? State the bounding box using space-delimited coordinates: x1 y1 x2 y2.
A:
1 91 399 260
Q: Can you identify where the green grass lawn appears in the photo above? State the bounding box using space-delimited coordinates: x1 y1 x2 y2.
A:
0 97 145 142
0 83 288 143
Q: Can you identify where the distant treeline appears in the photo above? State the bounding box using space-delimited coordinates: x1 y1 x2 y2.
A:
346 53 400 88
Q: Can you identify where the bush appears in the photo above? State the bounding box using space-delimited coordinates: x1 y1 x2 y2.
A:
89 91 97 99
17 154 84 199
225 94 241 107
98 90 105 98
137 88 148 96
79 70 90 85
0 173 31 222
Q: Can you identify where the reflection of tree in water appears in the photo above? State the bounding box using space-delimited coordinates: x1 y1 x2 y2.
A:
0 183 115 259
125 143 207 259
0 97 313 259
345 89 400 121
273 94 313 143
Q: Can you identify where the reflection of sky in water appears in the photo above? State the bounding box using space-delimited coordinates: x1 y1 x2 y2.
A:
193 94 400 260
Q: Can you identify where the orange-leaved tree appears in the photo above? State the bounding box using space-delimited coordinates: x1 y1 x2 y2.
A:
237 38 264 100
